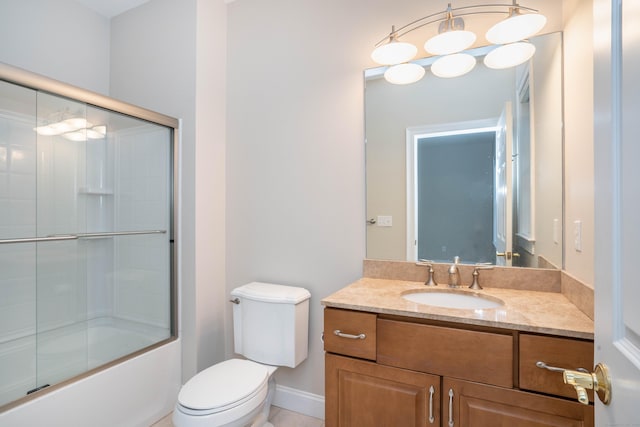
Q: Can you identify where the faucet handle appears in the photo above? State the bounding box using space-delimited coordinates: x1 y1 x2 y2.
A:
469 264 493 290
416 260 438 286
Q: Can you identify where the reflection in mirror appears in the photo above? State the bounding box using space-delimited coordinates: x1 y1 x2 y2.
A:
365 32 563 269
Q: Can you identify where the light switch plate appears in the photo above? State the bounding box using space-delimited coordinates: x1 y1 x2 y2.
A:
573 220 582 252
377 215 393 227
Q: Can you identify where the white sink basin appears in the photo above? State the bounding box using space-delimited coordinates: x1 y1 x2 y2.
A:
402 290 504 310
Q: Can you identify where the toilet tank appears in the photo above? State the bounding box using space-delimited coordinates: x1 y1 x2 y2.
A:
231 282 311 368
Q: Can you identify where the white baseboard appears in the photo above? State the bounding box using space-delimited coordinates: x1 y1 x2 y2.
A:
272 384 325 420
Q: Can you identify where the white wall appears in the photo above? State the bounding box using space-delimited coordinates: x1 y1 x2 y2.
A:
110 0 199 382
226 0 370 398
110 0 228 381
0 0 110 95
563 0 595 287
194 0 228 373
225 0 564 402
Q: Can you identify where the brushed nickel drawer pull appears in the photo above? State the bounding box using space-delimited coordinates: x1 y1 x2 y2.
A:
428 385 435 423
448 388 454 427
536 361 589 373
333 330 366 340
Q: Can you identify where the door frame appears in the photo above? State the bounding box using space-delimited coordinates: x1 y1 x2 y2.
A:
405 119 498 261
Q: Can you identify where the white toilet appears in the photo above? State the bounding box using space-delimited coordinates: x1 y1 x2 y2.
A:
173 282 311 427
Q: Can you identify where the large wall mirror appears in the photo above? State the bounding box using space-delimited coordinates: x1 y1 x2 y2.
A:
365 32 563 269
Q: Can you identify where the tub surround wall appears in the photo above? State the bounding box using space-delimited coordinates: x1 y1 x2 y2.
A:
363 259 594 320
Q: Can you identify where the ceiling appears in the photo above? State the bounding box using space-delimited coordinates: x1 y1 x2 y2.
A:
74 0 151 18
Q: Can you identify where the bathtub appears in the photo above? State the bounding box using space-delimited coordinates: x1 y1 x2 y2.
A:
0 320 180 427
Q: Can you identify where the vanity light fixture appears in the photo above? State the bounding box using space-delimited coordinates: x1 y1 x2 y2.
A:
371 0 546 84
431 53 477 78
423 6 476 56
384 62 426 85
371 26 418 65
485 8 547 44
483 41 536 69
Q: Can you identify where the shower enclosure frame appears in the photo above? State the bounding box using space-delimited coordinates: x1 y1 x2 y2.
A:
0 62 179 412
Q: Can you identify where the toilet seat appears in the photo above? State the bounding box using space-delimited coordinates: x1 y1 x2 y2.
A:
177 359 269 416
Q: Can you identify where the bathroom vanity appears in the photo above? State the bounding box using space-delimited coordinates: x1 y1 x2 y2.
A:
322 275 594 426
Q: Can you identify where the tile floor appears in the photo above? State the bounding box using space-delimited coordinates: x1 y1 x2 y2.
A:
151 406 325 427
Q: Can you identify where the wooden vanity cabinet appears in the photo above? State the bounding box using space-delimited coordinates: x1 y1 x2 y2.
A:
326 353 441 426
443 377 594 426
324 308 594 427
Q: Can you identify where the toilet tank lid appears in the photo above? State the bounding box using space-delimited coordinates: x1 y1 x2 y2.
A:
231 282 311 304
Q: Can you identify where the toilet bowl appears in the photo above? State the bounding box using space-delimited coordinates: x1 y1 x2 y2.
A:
173 359 277 427
172 282 311 427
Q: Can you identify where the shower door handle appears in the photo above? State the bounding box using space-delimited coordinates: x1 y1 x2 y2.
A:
0 229 166 245
0 235 78 244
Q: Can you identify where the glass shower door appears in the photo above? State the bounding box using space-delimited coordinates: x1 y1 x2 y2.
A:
35 92 91 390
0 78 173 410
0 79 38 406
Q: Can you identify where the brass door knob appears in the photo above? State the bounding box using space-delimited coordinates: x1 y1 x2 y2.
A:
563 363 611 405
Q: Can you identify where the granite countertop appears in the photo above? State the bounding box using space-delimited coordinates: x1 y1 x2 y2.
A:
321 278 594 340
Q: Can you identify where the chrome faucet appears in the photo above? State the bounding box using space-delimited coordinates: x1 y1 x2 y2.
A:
448 256 462 288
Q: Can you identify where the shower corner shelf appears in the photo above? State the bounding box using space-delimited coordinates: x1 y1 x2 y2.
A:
78 187 114 196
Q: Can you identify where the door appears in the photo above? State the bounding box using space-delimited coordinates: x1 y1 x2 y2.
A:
416 132 495 264
594 0 640 422
493 102 514 266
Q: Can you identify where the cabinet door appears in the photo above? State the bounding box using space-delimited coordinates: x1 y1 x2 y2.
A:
326 353 440 427
443 378 593 427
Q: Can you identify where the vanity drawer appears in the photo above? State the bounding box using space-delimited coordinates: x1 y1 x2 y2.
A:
377 319 514 388
324 308 377 360
519 334 594 401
